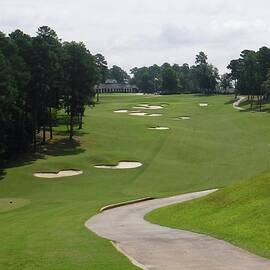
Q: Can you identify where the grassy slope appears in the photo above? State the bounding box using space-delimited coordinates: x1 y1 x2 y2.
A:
1 94 270 269
147 172 270 259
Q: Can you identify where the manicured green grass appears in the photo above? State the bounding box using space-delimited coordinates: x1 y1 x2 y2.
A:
1 94 270 269
0 198 30 213
146 172 270 259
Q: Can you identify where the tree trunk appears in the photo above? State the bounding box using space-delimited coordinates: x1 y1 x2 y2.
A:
32 108 37 152
42 124 46 143
250 95 254 109
33 125 37 152
69 113 74 140
49 107 53 140
78 113 83 129
97 92 100 103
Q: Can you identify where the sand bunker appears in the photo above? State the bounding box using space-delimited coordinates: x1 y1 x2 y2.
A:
172 116 191 121
95 161 142 170
148 114 163 117
199 103 208 107
114 109 129 113
148 127 170 130
34 169 83 179
129 112 147 116
133 104 164 110
129 111 162 117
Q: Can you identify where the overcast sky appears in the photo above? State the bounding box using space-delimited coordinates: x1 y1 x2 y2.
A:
1 0 270 73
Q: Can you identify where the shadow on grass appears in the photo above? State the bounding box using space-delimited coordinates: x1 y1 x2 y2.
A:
0 138 85 181
241 107 270 113
54 130 89 137
224 99 235 105
38 138 85 157
235 99 270 113
0 152 44 181
224 98 270 113
0 168 6 181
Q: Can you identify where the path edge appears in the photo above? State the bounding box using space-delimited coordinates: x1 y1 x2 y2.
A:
111 241 149 270
100 197 155 212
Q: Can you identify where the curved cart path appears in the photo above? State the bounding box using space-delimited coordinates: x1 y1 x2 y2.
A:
86 190 270 270
233 96 247 110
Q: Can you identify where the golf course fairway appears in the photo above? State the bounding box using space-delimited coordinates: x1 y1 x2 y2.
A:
1 94 270 269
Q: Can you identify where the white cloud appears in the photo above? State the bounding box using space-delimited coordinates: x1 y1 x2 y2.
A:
1 0 270 73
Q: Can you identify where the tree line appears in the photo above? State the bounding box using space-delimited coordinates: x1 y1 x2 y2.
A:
129 47 270 104
0 26 108 158
228 47 270 109
130 52 220 94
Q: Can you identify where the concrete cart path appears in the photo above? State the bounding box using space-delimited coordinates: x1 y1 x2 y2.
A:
233 96 247 110
86 190 270 270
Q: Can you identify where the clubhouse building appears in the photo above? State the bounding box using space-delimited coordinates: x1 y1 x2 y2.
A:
95 79 139 93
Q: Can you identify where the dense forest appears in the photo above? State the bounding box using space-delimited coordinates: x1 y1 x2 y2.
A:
130 52 220 94
0 26 108 158
130 48 270 98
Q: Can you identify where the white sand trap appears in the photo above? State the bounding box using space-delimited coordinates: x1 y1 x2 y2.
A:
34 170 83 179
199 103 208 107
133 105 163 110
129 112 147 116
95 161 142 170
146 105 163 110
173 116 191 120
149 127 170 130
114 110 129 113
148 113 163 117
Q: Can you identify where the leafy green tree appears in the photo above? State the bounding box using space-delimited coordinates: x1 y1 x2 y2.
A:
94 53 108 102
162 65 179 93
108 65 130 83
30 26 63 143
62 41 98 139
220 73 233 92
95 53 108 83
193 52 219 94
0 51 16 155
195 51 208 65
262 70 270 99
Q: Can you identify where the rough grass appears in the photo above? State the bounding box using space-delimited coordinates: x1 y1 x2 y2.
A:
1 94 270 269
146 172 270 259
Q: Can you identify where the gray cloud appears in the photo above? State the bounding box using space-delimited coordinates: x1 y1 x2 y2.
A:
1 0 270 73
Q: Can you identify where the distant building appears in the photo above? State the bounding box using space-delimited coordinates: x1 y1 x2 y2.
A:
95 79 139 93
